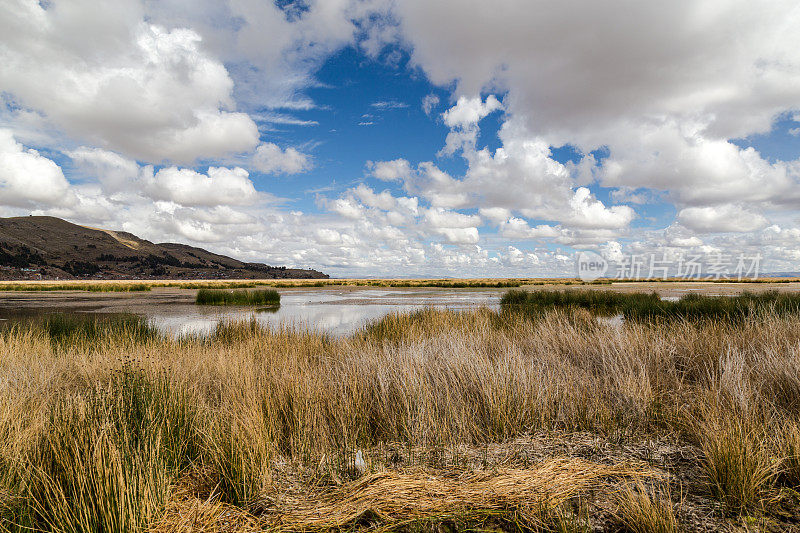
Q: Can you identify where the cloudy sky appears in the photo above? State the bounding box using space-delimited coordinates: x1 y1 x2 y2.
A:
1 0 799 277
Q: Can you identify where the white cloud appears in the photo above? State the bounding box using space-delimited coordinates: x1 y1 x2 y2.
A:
394 1 800 142
677 205 769 233
368 158 412 181
598 121 799 207
600 241 624 262
4 1 800 276
314 228 343 245
329 197 364 220
353 184 396 210
439 95 502 155
442 95 502 129
668 236 703 248
251 143 312 175
371 100 408 110
566 187 636 230
433 227 479 245
0 130 73 207
386 0 800 260
497 246 541 266
67 147 140 192
148 166 259 207
0 3 259 163
423 207 481 228
478 207 511 224
499 218 560 239
409 162 469 208
422 94 440 115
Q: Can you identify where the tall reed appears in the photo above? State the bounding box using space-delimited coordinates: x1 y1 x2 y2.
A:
501 289 800 321
195 288 280 306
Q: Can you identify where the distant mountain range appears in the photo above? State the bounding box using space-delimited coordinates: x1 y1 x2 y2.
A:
0 216 328 281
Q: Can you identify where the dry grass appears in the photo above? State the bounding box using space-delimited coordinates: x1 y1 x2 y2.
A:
0 281 151 292
152 460 651 533
261 460 651 530
2 307 800 530
0 278 558 291
694 409 777 515
5 277 800 293
779 421 800 488
612 481 678 533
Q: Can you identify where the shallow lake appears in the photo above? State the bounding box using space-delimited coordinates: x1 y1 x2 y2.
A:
0 287 505 337
3 281 800 337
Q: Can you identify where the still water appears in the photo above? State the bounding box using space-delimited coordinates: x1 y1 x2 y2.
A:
0 287 504 337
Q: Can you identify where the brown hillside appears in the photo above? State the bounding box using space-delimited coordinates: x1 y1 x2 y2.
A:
0 216 327 280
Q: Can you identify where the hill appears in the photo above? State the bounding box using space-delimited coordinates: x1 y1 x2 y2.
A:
0 216 328 280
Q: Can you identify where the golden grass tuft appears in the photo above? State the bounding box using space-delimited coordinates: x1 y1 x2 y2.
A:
612 481 678 533
777 420 800 488
695 410 777 514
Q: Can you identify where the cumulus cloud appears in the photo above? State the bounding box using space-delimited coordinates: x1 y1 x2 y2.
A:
251 143 312 175
147 166 259 207
367 158 412 181
353 184 396 211
478 207 512 224
0 2 259 163
497 246 541 267
67 147 141 192
439 95 502 155
677 205 769 233
598 121 800 207
408 162 469 208
442 95 502 129
423 207 481 229
435 227 479 245
394 1 800 142
0 130 73 207
498 218 561 240
565 187 636 230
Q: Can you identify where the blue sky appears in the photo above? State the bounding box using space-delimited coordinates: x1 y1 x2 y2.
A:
1 1 799 277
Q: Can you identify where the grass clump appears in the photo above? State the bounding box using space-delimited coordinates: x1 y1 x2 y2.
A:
612 482 678 533
696 414 776 515
776 421 800 488
501 288 660 316
4 367 200 532
0 313 159 348
501 289 800 321
195 288 280 306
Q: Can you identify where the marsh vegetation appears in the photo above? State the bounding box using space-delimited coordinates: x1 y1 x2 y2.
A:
0 282 151 292
195 288 280 306
1 294 800 531
502 288 800 320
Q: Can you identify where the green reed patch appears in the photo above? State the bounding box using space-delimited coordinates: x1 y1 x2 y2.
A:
501 289 800 321
1 313 160 348
5 368 201 532
195 288 280 306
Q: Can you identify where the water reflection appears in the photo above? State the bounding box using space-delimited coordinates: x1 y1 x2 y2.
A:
0 288 504 338
151 288 502 337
